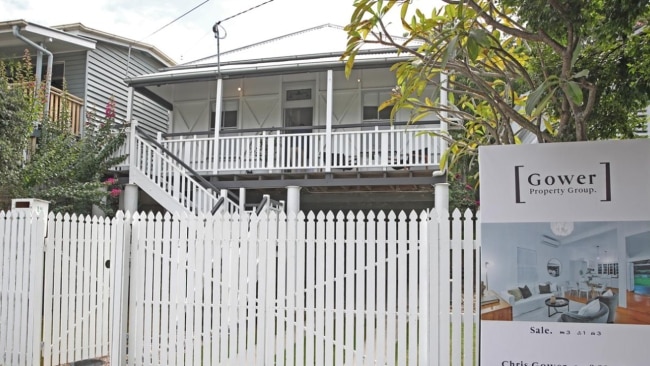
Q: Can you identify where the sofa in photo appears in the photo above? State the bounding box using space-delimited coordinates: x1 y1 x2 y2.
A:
499 283 562 317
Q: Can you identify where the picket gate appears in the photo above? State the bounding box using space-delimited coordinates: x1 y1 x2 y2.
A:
41 213 114 366
0 208 480 366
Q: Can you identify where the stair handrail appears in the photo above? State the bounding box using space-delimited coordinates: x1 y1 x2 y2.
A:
135 126 239 213
254 195 284 215
210 197 225 215
255 195 270 215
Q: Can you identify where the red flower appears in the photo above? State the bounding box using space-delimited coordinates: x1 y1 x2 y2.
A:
105 97 116 120
109 188 122 198
104 177 117 186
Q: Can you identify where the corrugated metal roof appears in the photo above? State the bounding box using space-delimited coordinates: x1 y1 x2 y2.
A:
126 23 410 87
126 50 407 87
182 23 404 67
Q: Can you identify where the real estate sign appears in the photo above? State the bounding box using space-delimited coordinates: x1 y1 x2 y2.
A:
479 139 650 366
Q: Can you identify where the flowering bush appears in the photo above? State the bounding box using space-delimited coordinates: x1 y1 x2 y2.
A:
104 96 116 120
9 84 128 215
105 177 123 199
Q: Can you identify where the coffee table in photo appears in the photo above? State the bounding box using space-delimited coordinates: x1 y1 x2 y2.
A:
545 296 570 317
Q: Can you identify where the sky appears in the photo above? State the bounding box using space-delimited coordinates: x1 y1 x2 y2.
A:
1 0 441 64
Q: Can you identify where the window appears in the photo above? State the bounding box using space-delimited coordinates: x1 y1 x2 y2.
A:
286 88 311 101
597 263 619 276
41 62 65 89
363 91 393 120
210 100 238 130
283 84 314 128
284 107 313 128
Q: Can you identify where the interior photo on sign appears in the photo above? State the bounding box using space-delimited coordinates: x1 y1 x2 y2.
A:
480 221 650 325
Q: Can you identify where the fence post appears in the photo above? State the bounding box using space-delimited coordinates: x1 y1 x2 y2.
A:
424 210 440 365
434 182 449 215
30 209 47 365
1 200 48 365
110 211 132 365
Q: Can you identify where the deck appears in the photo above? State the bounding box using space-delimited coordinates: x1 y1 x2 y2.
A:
117 120 444 176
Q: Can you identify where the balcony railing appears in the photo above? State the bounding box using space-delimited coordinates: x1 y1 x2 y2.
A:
155 121 443 174
48 86 84 135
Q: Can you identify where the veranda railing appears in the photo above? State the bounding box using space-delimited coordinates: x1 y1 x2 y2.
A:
158 121 443 173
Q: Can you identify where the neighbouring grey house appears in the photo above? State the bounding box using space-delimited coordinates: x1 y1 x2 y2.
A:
121 24 449 215
0 19 175 136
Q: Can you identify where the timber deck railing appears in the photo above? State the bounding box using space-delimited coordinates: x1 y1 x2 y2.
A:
153 120 443 174
48 86 84 135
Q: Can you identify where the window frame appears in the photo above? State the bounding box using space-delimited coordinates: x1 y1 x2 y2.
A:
282 82 315 128
210 99 239 130
362 90 393 121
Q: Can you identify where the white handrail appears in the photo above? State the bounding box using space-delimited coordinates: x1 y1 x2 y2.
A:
132 134 226 215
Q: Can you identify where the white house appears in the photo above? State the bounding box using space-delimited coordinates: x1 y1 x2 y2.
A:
121 24 448 215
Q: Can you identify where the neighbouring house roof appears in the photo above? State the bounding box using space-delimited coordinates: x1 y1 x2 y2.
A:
0 19 96 58
0 19 175 68
54 23 176 67
126 23 410 88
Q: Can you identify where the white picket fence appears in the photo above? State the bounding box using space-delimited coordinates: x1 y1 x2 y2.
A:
0 211 114 366
0 211 46 366
0 208 480 366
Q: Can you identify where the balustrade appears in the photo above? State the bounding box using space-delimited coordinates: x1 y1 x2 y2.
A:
157 122 442 174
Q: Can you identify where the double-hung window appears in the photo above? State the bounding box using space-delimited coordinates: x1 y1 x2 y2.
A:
362 90 393 121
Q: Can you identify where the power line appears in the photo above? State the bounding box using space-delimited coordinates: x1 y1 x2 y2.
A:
141 0 212 41
213 0 275 28
210 0 277 72
179 0 277 61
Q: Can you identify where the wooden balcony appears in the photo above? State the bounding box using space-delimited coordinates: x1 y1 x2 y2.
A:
129 121 443 175
48 86 83 135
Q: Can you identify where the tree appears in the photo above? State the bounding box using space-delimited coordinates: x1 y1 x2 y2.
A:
506 0 650 140
0 53 127 214
343 0 650 173
0 55 39 199
12 103 127 215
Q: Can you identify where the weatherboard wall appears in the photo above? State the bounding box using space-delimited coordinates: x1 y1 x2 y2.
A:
52 51 88 99
85 42 169 134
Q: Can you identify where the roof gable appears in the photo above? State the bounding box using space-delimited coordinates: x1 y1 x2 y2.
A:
53 23 176 67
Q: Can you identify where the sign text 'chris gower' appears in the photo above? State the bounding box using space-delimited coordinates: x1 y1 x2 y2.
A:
514 162 611 203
